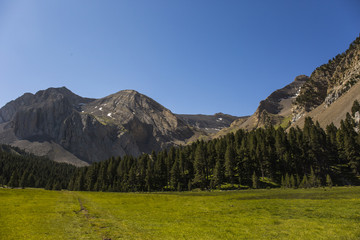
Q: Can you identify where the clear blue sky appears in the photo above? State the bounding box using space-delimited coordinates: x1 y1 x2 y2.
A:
0 0 359 116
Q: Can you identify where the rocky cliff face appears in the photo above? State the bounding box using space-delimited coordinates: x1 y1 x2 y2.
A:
293 35 360 119
0 88 195 165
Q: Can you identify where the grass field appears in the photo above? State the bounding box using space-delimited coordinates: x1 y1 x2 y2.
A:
1 187 360 239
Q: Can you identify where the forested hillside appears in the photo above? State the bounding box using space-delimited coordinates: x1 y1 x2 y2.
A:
2 101 359 192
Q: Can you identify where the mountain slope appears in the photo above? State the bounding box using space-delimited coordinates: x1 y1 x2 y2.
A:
291 35 360 125
217 75 308 134
292 80 360 129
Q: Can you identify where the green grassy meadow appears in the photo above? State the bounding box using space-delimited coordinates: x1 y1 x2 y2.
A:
1 187 360 239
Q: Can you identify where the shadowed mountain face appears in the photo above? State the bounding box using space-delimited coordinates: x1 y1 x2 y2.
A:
0 88 196 166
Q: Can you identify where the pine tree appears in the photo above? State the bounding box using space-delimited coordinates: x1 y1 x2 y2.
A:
45 180 52 190
193 144 206 189
252 172 258 189
309 167 317 187
326 123 339 165
225 144 236 183
7 171 19 188
145 158 153 192
326 174 333 188
19 171 28 188
74 170 85 191
285 173 290 188
213 158 224 188
351 100 360 117
128 166 137 191
177 182 181 192
299 174 309 189
170 159 180 190
68 175 75 190
295 174 301 188
85 167 97 191
290 175 296 189
53 181 61 191
0 176 4 187
154 152 167 190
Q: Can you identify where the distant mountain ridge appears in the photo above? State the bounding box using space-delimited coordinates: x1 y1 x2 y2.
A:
0 88 238 166
177 113 244 134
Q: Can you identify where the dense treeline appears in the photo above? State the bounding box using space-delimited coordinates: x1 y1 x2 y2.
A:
68 101 360 192
0 145 76 190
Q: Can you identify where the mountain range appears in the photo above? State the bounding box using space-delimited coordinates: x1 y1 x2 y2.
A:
0 88 240 166
0 34 359 166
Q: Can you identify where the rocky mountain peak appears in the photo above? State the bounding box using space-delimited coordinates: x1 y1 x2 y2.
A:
83 89 175 126
294 75 309 82
81 90 193 154
34 87 94 105
257 75 308 116
110 89 165 113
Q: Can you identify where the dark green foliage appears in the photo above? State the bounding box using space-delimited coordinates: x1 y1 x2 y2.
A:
252 172 258 189
193 144 207 189
326 174 333 188
224 144 236 183
351 100 360 117
0 145 75 189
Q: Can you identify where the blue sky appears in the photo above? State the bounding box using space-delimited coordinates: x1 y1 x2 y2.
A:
0 0 359 116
